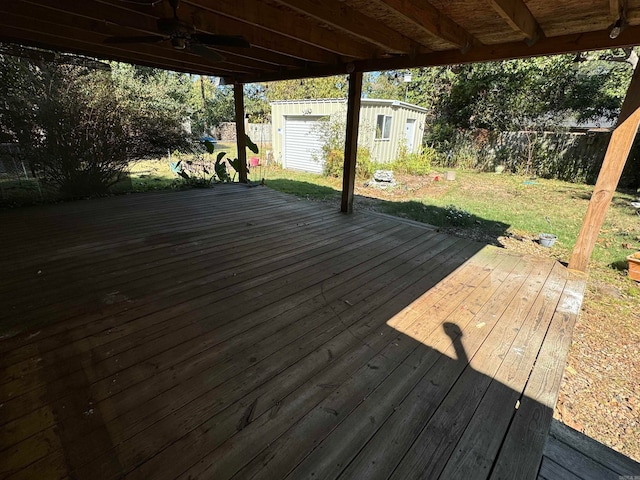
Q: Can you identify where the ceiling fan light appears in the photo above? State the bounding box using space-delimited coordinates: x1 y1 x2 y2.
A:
171 37 187 49
609 18 625 39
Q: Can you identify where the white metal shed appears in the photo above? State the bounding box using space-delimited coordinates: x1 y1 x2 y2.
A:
271 98 428 173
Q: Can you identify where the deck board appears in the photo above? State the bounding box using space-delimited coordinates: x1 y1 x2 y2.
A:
0 186 586 480
537 419 640 480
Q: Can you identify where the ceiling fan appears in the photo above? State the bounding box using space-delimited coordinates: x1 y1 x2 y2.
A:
104 0 250 62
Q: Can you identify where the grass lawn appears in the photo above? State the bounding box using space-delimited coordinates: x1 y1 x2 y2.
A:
263 165 640 461
128 142 247 191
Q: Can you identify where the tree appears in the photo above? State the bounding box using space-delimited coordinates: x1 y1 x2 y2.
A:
111 63 192 157
363 71 404 100
262 75 349 101
410 51 634 134
0 48 196 197
187 76 236 134
244 83 270 123
1 57 131 196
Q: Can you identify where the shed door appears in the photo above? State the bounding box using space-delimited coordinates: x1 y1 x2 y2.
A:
405 118 417 153
284 116 324 173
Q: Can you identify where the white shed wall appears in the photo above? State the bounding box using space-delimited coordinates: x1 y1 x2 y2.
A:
271 99 427 173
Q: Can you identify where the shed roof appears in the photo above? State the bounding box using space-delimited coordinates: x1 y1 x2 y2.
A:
1 0 639 83
270 98 429 113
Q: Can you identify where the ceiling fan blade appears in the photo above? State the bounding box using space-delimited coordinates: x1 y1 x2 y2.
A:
192 33 250 48
104 35 165 44
189 44 226 62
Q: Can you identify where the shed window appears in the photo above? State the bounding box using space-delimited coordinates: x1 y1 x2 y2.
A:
375 115 392 140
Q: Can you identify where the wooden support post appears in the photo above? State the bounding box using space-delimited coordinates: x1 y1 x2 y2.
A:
233 82 248 183
568 65 640 271
341 71 363 213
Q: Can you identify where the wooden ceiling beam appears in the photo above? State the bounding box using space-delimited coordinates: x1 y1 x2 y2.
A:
377 0 475 51
180 0 375 58
0 31 238 77
25 0 304 69
273 0 421 54
486 0 543 43
26 0 339 65
610 0 628 20
238 24 640 83
0 6 273 74
0 14 259 76
211 47 305 69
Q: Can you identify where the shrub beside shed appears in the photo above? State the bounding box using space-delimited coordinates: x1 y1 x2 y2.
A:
271 98 428 174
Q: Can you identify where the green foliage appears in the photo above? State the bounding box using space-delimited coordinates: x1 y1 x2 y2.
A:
323 147 375 179
392 143 436 176
356 147 376 178
323 149 344 177
111 63 192 157
403 50 637 183
214 152 231 182
0 50 198 198
172 159 214 188
172 135 258 185
1 58 131 197
403 51 632 137
430 130 491 171
263 76 348 101
170 147 215 188
363 72 404 100
245 135 259 154
312 112 376 179
189 77 235 134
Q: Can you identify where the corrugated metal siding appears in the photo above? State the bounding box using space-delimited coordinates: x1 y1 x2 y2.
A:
283 116 325 173
359 102 428 163
271 100 346 166
271 99 427 169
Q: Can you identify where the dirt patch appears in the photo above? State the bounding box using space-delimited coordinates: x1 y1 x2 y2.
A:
555 278 640 462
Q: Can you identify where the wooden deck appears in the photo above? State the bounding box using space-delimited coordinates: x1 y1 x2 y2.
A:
0 185 586 480
538 420 640 480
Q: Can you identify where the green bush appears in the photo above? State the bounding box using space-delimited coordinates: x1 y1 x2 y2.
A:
356 147 376 178
323 148 344 177
392 144 437 176
323 147 376 179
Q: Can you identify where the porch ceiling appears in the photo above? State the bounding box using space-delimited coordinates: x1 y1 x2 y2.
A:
1 0 640 83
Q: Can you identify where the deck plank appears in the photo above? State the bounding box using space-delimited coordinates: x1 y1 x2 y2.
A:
0 215 394 404
0 187 589 480
537 456 583 480
88 238 477 479
389 262 569 480
335 256 558 480
2 223 415 467
436 262 568 479
242 250 525 480
176 246 505 480
489 273 588 480
542 436 621 480
538 420 640 479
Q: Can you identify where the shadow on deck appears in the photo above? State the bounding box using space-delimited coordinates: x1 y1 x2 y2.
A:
539 419 640 480
0 185 587 479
